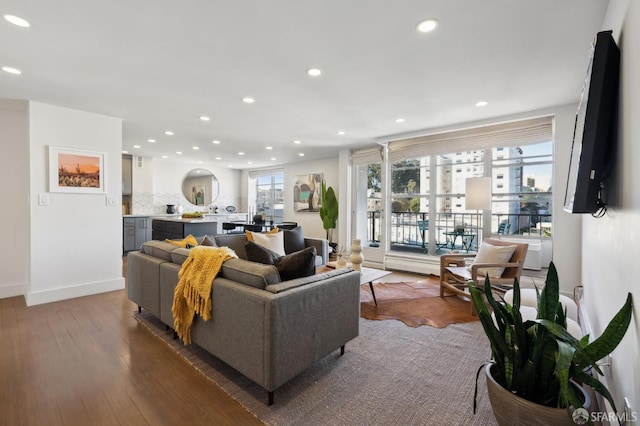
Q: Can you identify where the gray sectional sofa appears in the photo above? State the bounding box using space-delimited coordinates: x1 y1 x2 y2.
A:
127 231 361 405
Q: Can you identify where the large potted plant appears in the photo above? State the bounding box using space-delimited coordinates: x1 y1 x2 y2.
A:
319 180 338 249
469 262 633 425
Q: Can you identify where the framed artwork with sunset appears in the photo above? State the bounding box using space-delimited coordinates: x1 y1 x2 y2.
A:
48 146 105 193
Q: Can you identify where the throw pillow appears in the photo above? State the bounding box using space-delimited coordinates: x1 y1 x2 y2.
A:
245 241 280 265
469 243 517 278
245 227 279 241
275 246 317 281
199 234 217 247
244 242 316 281
283 226 305 254
166 234 198 248
245 229 286 257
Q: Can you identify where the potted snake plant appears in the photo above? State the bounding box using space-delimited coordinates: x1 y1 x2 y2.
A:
469 262 633 425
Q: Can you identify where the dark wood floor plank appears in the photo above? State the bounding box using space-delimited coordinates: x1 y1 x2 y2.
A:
0 261 263 425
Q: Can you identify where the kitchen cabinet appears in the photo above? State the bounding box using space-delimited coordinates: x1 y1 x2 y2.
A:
152 218 218 240
122 154 132 195
123 216 152 253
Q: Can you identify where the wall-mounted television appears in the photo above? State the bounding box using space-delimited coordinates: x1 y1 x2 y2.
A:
563 30 620 215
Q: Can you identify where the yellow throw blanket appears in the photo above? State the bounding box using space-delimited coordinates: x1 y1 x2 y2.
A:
172 246 237 344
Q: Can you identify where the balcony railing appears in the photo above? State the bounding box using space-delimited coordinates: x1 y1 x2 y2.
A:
365 211 552 253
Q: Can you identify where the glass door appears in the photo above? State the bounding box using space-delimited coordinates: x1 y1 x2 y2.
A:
352 161 385 264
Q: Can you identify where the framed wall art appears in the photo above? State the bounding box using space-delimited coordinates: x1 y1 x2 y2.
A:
49 146 105 193
293 173 323 212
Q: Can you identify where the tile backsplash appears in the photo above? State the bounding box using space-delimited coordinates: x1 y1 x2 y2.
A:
131 191 243 215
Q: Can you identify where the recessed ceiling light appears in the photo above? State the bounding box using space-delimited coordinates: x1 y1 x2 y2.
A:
212 140 221 144
2 66 21 75
165 130 174 136
162 155 169 159
215 156 221 160
248 161 253 165
337 130 345 135
475 101 489 107
147 138 156 143
307 68 322 77
299 153 305 157
200 116 210 121
133 145 141 149
293 140 301 144
122 150 129 154
176 151 182 155
395 118 405 123
266 146 273 150
271 157 276 161
193 146 199 150
4 14 30 27
416 19 439 33
197 161 203 164
242 97 255 104
238 152 245 156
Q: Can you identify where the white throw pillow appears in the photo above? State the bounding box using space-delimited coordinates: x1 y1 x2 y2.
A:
468 243 517 278
247 230 286 257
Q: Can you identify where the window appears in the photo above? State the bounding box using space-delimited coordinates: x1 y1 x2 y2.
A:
491 142 552 236
255 172 284 223
382 116 554 254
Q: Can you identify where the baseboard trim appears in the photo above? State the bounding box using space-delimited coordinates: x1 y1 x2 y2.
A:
384 254 440 276
25 277 125 306
0 282 25 299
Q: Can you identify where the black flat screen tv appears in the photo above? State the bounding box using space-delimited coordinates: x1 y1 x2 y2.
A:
563 30 620 214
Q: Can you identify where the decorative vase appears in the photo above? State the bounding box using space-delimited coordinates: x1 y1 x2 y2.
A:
176 204 184 214
166 204 176 214
485 364 591 426
336 254 347 269
350 239 364 272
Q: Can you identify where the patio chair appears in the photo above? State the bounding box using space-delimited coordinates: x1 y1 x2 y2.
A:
439 238 529 314
497 222 511 235
417 220 446 254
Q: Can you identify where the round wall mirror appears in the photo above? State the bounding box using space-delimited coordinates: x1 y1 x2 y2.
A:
181 169 219 206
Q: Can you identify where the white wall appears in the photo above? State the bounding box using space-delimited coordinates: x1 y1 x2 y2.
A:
550 103 584 294
581 0 640 413
26 102 124 305
0 99 30 298
241 158 340 242
282 158 340 241
132 155 154 193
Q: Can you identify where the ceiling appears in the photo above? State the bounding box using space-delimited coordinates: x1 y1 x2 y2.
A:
0 0 608 169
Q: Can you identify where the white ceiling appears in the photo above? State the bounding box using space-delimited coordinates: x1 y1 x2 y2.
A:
0 0 608 169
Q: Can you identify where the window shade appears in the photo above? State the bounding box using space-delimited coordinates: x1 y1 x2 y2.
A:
388 116 553 162
248 167 284 179
352 146 384 165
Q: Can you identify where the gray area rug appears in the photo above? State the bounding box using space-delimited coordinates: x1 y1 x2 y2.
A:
134 312 498 425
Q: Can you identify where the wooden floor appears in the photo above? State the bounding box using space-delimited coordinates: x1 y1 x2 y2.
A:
0 263 264 425
0 261 428 425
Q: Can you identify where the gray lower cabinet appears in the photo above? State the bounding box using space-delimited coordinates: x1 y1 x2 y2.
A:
152 219 217 240
123 217 152 253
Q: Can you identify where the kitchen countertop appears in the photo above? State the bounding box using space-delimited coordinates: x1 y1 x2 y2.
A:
124 213 247 218
123 214 183 218
150 216 218 223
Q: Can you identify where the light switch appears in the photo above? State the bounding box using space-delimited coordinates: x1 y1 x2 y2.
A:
38 193 49 206
107 197 117 206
